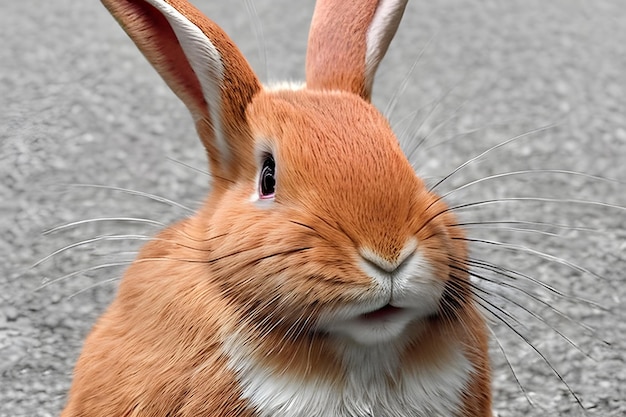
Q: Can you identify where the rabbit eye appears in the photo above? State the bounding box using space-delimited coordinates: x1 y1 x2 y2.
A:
259 154 276 199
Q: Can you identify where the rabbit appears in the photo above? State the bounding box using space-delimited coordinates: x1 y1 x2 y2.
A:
61 0 492 416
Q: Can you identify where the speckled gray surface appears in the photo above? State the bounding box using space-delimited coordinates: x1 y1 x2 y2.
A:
1 0 625 416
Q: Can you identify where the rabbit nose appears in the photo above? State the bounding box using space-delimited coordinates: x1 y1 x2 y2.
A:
359 238 417 274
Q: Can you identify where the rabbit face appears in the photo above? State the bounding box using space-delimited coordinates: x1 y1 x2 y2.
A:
201 88 466 346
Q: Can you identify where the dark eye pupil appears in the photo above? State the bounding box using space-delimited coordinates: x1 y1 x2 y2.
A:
259 155 276 198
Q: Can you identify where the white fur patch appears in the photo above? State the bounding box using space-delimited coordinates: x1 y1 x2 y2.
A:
263 81 307 92
146 0 229 161
223 334 472 417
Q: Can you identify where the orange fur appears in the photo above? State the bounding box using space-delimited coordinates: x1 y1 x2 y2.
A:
61 221 254 416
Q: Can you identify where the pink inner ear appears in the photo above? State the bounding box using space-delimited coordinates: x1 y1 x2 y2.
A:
108 0 208 118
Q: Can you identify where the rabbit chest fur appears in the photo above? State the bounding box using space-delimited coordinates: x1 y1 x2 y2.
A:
223 333 474 417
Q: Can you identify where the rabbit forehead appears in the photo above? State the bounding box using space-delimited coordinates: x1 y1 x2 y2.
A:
247 89 415 182
247 89 424 253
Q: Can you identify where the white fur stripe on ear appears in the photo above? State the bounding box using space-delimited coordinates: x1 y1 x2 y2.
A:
145 0 229 162
365 0 408 90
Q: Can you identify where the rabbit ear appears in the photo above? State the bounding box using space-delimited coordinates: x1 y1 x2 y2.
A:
305 0 407 102
102 0 261 183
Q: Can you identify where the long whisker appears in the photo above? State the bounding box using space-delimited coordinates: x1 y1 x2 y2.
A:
465 257 606 314
166 156 210 177
477 296 587 412
30 234 153 269
440 169 623 200
456 265 596 359
455 236 609 282
37 250 240 291
39 238 290 290
43 217 229 244
66 183 194 212
406 74 487 163
67 276 122 299
405 80 468 163
469 282 526 329
43 217 166 235
469 225 564 238
407 95 467 159
31 233 219 275
384 32 437 119
417 186 623 248
428 122 560 193
487 325 535 407
447 197 625 215
457 220 600 234
396 105 431 155
243 0 268 82
422 118 528 151
37 261 133 290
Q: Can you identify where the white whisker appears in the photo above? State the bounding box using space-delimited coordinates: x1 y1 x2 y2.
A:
66 183 194 212
43 217 166 235
67 276 122 299
166 156 210 177
384 32 437 119
30 234 152 269
37 262 132 290
441 169 623 200
243 0 268 82
458 236 608 283
428 122 560 192
448 197 625 214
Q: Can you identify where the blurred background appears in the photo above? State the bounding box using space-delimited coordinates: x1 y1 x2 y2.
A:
1 0 624 415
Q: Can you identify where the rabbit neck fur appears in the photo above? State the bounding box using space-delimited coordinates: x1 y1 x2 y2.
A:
223 332 473 417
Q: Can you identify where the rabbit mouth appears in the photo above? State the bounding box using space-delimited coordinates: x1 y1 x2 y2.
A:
320 303 422 345
358 304 405 321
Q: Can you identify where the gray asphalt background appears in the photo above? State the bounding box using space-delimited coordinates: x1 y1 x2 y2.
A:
1 0 625 416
